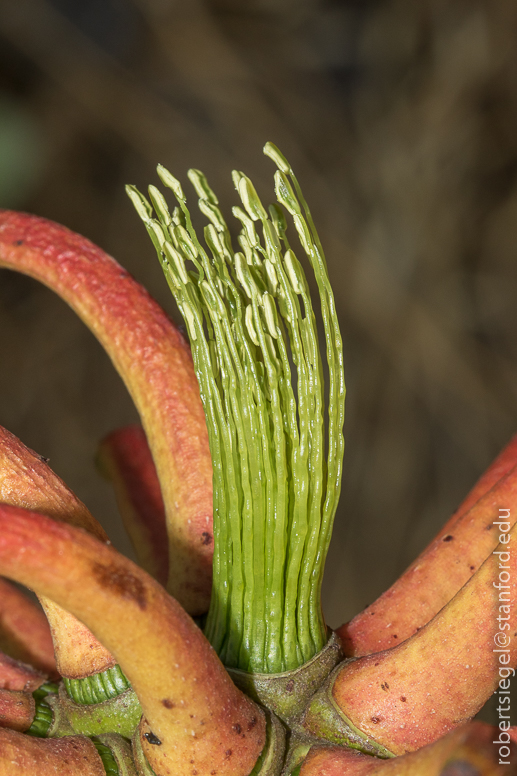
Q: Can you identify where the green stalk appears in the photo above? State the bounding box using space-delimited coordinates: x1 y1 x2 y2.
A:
127 143 345 674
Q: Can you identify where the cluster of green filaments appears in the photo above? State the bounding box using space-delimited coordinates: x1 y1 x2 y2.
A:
127 143 345 675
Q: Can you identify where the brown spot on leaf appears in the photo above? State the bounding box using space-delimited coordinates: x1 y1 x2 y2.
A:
201 532 212 545
392 634 398 639
285 680 295 693
469 565 475 571
92 562 147 609
400 696 407 702
162 699 174 709
443 535 454 542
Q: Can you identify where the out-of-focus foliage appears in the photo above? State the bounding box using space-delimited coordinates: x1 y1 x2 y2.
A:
0 93 47 207
1 0 517 649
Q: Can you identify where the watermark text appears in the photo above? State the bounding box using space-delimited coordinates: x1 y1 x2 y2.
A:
493 508 513 765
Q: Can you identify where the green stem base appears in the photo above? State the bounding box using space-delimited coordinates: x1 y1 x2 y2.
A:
227 631 343 726
50 684 142 739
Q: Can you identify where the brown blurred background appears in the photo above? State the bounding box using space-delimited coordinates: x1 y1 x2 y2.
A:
1 0 517 649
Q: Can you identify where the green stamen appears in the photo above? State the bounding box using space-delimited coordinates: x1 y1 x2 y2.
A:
63 665 131 705
90 737 120 775
26 682 59 738
127 142 345 674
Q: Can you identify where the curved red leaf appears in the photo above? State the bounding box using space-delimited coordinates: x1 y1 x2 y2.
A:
0 505 265 776
0 210 213 615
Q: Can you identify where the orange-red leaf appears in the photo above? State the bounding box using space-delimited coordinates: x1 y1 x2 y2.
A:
325 523 517 754
0 505 265 776
0 578 55 676
339 462 517 656
0 424 114 678
0 652 45 693
0 210 213 614
97 425 168 586
299 722 515 775
0 690 35 733
0 729 105 776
